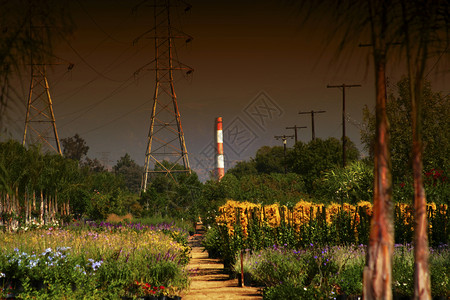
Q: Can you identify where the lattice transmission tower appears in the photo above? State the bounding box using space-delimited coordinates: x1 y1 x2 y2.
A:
22 23 67 155
140 0 193 192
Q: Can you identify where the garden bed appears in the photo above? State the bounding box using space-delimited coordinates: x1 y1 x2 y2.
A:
0 222 190 299
202 200 450 299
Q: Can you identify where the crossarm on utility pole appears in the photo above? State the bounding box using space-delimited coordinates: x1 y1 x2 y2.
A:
326 84 361 167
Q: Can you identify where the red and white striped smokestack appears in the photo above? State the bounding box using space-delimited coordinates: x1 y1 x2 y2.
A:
215 117 225 180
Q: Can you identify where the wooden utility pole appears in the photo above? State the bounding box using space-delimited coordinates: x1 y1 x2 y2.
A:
285 125 306 143
298 110 326 141
327 84 361 167
274 135 294 174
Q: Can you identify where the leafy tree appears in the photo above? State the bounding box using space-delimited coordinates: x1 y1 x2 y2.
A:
113 153 143 193
61 134 89 162
314 161 374 204
203 173 306 208
288 137 359 192
140 161 203 220
203 173 241 202
83 171 128 220
81 157 106 174
254 146 286 174
227 160 258 179
361 78 449 182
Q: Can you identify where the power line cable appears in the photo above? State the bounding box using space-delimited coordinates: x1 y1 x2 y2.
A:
75 0 131 45
54 43 147 107
58 73 139 125
425 44 449 78
60 34 127 83
80 97 152 135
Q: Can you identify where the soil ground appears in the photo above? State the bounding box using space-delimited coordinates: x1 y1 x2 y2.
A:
181 235 262 300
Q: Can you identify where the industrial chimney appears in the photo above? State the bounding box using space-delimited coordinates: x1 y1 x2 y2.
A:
215 117 224 180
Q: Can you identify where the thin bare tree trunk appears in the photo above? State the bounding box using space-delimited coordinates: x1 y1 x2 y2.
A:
40 190 44 224
401 2 432 297
54 193 58 219
32 190 36 211
6 193 10 214
44 195 48 223
25 191 28 224
411 106 431 300
363 44 394 300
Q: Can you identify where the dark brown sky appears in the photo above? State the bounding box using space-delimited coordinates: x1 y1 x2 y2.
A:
8 0 449 180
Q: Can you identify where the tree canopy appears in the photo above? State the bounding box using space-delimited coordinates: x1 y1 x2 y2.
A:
361 78 449 181
113 153 143 193
61 134 89 162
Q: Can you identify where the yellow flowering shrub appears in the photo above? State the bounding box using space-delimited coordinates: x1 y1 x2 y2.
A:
397 203 413 226
356 201 373 216
264 204 281 228
216 200 260 236
437 204 448 215
216 200 443 238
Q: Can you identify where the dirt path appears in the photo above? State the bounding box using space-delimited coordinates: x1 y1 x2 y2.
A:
182 236 262 300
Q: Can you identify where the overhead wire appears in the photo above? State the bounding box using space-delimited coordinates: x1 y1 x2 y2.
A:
425 43 449 78
61 36 128 83
53 1 153 107
53 42 149 107
59 2 194 137
56 0 141 84
80 96 152 135
74 0 130 45
58 73 138 123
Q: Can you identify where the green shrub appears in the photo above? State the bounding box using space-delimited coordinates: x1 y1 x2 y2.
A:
430 245 450 297
314 161 373 204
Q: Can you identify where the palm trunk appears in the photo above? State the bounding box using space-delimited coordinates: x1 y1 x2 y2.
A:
411 100 431 299
32 190 36 211
25 191 28 224
401 2 432 297
363 50 394 299
40 190 44 224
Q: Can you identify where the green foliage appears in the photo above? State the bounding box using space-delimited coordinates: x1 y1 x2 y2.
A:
392 245 415 298
113 153 143 193
423 168 450 205
361 78 449 182
0 139 146 224
203 173 306 207
288 137 360 192
227 138 360 195
263 281 322 300
254 146 286 174
61 134 89 162
202 223 245 272
139 162 203 222
0 224 190 299
252 247 308 287
227 160 258 179
430 245 450 297
231 243 449 299
314 160 373 204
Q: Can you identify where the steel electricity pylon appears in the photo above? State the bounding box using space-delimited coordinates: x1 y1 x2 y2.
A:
23 25 68 155
140 0 193 192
